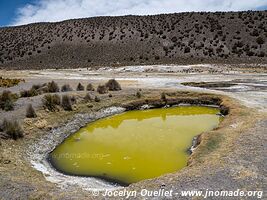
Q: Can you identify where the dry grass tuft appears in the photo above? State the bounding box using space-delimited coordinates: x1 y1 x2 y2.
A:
61 84 72 92
77 83 85 91
97 85 108 94
94 95 100 102
136 91 142 98
0 77 24 88
61 95 73 111
105 79 122 91
26 104 37 118
47 81 60 93
0 90 17 111
42 94 61 111
84 93 93 102
86 83 94 91
0 119 24 140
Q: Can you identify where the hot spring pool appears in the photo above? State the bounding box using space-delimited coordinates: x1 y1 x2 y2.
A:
49 106 221 185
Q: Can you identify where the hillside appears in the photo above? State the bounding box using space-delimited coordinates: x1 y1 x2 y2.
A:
0 11 267 70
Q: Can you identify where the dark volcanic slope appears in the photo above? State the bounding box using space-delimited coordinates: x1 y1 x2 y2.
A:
0 11 267 69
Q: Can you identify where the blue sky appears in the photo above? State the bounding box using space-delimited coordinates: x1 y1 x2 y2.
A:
1 0 267 27
0 0 32 26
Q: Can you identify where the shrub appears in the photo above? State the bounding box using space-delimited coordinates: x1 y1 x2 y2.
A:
20 83 49 97
136 91 142 98
36 85 49 94
84 93 93 102
61 84 72 92
26 104 37 118
246 51 254 56
256 37 265 45
70 96 76 104
42 94 60 111
77 83 85 91
108 93 112 98
86 83 94 91
61 95 73 111
47 81 59 93
234 41 244 48
184 46 191 53
251 29 259 36
0 90 15 111
1 119 24 140
171 36 178 42
220 105 229 116
258 51 265 57
31 84 42 90
0 77 24 88
105 79 122 91
3 100 14 111
20 88 38 97
97 85 108 94
161 92 167 101
95 96 100 102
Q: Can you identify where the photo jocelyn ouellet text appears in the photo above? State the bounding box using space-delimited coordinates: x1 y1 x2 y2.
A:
88 188 263 199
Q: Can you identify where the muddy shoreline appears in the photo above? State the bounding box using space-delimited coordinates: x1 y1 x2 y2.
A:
27 107 126 190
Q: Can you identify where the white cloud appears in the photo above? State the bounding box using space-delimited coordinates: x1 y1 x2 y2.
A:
12 0 267 26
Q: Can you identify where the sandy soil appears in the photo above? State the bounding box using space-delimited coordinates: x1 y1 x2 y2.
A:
0 64 266 199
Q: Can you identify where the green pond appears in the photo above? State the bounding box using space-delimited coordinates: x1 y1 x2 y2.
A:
49 106 221 185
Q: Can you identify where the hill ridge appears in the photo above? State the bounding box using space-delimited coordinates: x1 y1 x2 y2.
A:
0 11 266 69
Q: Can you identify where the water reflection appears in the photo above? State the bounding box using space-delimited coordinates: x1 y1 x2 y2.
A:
50 106 221 184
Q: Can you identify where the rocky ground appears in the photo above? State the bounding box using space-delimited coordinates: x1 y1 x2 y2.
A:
0 64 266 199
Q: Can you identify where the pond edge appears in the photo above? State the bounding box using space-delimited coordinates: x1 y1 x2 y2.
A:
26 97 228 191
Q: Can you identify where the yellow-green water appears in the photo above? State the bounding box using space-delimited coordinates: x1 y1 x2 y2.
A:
50 106 221 184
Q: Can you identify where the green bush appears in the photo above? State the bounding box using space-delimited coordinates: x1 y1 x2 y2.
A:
97 85 108 94
26 104 37 118
61 84 72 92
86 83 94 91
61 95 73 111
0 90 16 111
42 94 61 111
105 79 122 91
77 83 85 91
1 119 24 140
47 81 59 93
